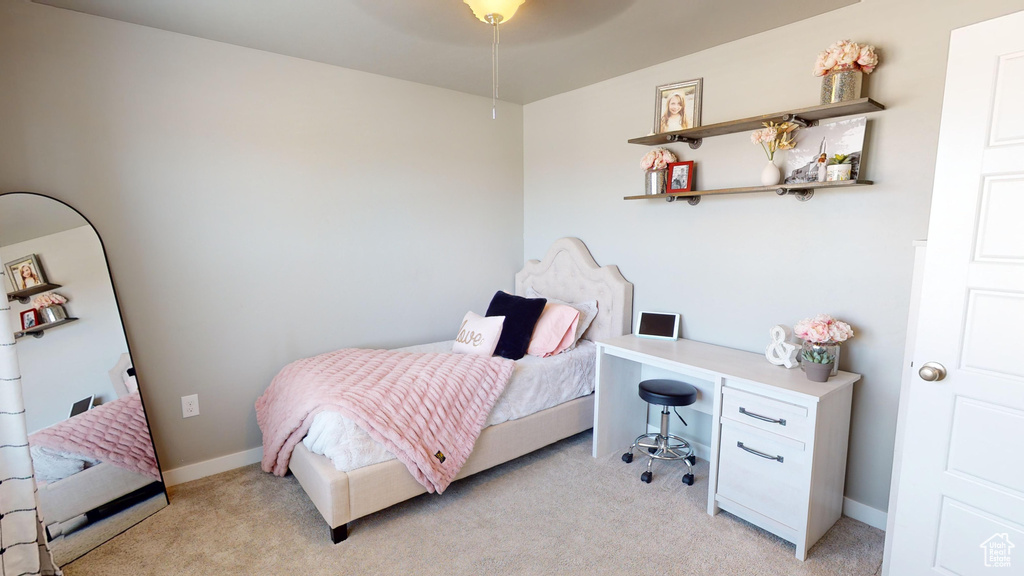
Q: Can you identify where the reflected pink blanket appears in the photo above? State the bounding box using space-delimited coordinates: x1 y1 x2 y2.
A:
29 393 160 481
256 348 514 493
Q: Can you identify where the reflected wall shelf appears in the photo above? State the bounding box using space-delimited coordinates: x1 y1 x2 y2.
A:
15 317 78 340
625 179 873 204
7 283 62 304
628 98 885 148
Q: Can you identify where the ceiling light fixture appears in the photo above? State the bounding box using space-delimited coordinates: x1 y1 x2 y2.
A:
463 0 525 119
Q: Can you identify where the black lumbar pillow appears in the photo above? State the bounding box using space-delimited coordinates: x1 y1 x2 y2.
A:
485 291 547 360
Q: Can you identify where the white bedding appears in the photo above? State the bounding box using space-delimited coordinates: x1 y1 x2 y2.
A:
303 340 596 472
31 445 101 485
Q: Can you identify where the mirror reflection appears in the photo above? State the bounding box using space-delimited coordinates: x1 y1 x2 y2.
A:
0 192 166 566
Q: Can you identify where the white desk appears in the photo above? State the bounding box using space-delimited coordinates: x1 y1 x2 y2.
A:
594 335 860 560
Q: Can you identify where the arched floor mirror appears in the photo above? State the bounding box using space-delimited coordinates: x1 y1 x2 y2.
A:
0 192 166 566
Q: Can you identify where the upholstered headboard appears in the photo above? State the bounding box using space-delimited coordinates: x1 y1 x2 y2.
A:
514 238 633 342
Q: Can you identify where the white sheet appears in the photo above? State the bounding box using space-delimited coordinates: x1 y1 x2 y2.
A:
30 445 101 485
303 340 596 472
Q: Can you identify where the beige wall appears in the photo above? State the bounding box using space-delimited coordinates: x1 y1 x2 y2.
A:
3 225 129 433
0 1 524 469
523 0 1024 514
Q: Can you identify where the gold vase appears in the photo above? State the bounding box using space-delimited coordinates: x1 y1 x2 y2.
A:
820 65 863 104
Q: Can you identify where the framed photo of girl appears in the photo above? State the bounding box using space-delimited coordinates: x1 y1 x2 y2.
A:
667 161 695 193
5 254 47 292
654 78 702 134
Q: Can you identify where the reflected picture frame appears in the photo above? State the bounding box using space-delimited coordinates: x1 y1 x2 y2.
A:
5 254 47 293
666 161 695 193
654 78 703 134
20 309 40 330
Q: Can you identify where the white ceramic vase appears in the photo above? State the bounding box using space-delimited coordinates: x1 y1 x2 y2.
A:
760 160 781 186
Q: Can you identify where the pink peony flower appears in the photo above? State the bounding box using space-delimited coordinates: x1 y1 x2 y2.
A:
32 292 68 311
814 40 879 76
641 148 676 171
794 314 855 345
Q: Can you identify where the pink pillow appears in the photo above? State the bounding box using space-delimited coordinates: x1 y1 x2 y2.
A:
527 303 580 358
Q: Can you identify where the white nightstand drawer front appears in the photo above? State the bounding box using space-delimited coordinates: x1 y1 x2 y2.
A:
717 421 809 530
721 386 810 442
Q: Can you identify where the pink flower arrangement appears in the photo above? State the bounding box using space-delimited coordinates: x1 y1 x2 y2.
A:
794 314 854 345
750 121 798 161
640 148 677 171
32 292 67 311
814 40 879 77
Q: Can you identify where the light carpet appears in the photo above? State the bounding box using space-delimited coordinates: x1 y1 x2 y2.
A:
63 432 884 575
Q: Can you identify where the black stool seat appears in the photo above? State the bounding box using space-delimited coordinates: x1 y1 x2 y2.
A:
638 379 698 407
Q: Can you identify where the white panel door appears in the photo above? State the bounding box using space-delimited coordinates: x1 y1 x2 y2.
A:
888 10 1024 576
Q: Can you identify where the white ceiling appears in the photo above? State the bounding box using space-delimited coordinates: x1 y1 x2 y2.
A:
0 194 88 247
34 0 857 104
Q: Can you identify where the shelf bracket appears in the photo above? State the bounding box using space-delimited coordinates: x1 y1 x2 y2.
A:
780 114 817 128
668 135 702 149
775 187 814 201
667 195 700 205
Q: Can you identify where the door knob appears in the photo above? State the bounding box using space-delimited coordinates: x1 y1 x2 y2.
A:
919 362 947 382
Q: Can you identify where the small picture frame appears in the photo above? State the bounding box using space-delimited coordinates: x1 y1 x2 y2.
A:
5 254 47 293
21 309 40 331
654 78 703 134
666 161 695 193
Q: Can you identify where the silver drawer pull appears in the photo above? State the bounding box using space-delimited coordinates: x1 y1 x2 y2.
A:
739 407 786 426
737 441 784 463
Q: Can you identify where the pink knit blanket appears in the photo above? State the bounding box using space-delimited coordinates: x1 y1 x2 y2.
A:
256 348 515 493
29 393 161 481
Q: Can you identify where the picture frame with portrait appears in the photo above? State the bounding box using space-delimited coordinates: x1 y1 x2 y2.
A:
666 161 695 193
5 254 48 293
20 309 40 331
654 78 703 134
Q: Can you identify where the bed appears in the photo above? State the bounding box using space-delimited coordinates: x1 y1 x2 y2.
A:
281 237 633 543
29 357 167 565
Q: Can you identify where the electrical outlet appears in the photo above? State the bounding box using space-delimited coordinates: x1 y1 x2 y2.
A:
181 394 200 418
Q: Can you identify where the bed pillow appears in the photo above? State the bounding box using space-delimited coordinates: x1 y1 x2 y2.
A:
527 303 581 358
485 291 547 360
525 287 599 349
452 311 505 356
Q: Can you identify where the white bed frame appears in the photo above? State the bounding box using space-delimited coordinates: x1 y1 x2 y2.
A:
287 237 633 542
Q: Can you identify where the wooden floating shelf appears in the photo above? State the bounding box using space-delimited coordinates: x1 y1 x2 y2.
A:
15 317 78 339
628 98 885 146
624 179 874 203
7 283 62 303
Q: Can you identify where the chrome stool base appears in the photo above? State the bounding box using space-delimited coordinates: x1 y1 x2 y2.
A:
622 404 696 485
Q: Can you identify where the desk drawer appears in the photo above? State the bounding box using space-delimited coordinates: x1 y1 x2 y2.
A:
721 386 810 442
716 420 808 530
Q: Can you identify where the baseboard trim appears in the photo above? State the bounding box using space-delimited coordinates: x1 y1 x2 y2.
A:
161 447 263 487
843 497 887 530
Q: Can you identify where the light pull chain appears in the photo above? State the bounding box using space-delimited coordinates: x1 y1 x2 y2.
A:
491 20 500 119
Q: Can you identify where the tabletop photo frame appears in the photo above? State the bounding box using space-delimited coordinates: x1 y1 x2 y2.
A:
666 161 695 193
5 254 47 293
654 78 703 134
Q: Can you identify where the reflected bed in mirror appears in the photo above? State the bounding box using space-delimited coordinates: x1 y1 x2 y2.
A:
0 192 167 566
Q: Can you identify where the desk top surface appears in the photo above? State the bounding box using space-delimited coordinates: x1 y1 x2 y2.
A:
597 335 860 400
